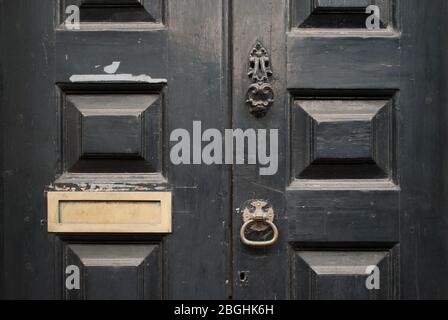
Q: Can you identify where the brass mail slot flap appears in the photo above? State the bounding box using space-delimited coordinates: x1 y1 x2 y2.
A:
48 192 172 233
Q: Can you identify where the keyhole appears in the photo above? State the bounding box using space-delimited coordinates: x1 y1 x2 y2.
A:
239 271 248 283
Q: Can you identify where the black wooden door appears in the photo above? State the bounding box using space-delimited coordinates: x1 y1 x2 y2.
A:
231 0 448 300
1 0 448 300
1 0 231 300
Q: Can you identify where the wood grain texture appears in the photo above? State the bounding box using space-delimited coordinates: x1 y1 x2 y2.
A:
398 0 448 299
1 0 56 299
165 0 230 299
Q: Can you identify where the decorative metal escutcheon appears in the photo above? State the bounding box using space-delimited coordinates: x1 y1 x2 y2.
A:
246 41 274 118
240 200 279 248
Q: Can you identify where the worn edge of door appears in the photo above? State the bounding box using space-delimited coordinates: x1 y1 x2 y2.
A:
47 191 172 233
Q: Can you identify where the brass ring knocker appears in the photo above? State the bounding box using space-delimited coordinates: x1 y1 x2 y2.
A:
240 200 279 248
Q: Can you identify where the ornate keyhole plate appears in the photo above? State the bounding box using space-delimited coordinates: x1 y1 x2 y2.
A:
246 41 274 118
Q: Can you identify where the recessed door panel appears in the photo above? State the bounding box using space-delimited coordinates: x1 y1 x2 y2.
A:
292 248 399 300
63 244 162 300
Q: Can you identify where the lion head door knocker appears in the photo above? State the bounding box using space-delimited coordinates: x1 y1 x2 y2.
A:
240 200 279 248
246 41 274 118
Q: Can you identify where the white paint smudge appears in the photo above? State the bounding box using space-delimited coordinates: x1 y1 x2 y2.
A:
103 61 121 74
69 74 168 84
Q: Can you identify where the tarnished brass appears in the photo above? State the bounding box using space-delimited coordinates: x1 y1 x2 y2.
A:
246 41 274 118
47 192 171 233
240 200 279 247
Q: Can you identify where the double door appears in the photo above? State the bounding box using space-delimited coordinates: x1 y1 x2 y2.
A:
1 0 448 300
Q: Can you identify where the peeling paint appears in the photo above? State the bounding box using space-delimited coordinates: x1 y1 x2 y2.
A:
47 182 169 193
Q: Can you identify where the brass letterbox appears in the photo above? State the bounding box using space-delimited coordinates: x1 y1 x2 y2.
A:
47 192 172 233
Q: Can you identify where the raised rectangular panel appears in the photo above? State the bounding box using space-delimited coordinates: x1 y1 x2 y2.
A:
292 98 395 180
286 190 398 241
287 36 400 89
71 95 152 158
62 88 163 174
60 0 164 27
291 247 399 300
291 0 393 29
306 101 382 161
48 192 172 233
63 244 162 300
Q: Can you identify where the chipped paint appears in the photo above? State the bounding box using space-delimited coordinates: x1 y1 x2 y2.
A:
47 183 169 192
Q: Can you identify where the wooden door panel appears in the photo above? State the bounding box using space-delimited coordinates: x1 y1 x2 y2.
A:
232 0 289 300
291 96 396 181
52 0 229 300
59 0 164 25
232 0 401 300
62 243 162 300
286 0 400 299
287 36 400 89
291 247 399 300
52 0 170 301
291 0 394 29
286 191 398 242
60 86 163 174
164 0 230 299
1 0 58 299
1 0 230 299
55 31 167 80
